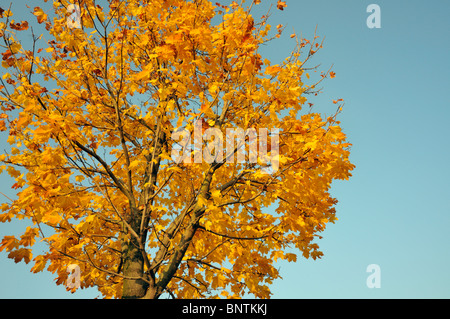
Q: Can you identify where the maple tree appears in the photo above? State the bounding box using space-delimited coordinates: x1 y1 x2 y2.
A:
0 0 354 299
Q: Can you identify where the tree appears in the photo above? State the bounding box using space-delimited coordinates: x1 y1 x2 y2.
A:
0 0 354 299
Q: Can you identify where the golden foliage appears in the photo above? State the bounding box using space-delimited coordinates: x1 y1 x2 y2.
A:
0 0 353 299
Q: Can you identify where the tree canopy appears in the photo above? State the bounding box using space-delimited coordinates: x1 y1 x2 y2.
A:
0 0 354 298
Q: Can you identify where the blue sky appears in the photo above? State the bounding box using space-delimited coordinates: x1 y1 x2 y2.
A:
0 0 449 298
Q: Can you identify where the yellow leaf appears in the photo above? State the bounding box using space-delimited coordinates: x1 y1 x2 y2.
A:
128 160 140 170
197 196 207 207
211 189 221 200
19 227 39 247
33 7 48 24
10 42 21 54
86 215 96 223
8 248 32 264
31 255 47 273
0 236 19 252
44 213 62 225
3 9 13 18
265 65 282 75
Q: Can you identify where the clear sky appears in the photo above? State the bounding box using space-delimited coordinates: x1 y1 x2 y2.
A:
0 0 449 298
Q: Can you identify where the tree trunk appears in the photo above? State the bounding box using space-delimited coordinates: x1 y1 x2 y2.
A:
121 236 149 298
